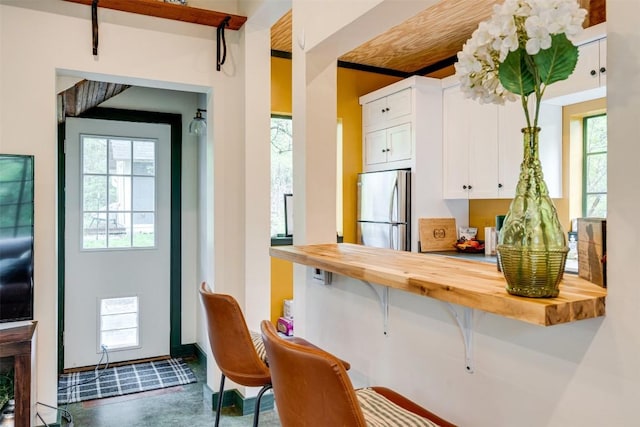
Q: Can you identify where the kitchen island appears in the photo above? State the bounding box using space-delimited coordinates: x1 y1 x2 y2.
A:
270 243 606 327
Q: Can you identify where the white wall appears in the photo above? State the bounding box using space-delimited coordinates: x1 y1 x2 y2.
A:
291 1 640 426
0 1 248 423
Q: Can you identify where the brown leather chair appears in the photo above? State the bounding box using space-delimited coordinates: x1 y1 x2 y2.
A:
261 319 457 427
199 283 272 427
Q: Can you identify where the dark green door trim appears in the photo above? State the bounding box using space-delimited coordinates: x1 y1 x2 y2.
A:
57 107 184 372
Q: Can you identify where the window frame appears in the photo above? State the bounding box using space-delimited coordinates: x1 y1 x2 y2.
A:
80 134 158 251
581 113 607 218
270 114 294 240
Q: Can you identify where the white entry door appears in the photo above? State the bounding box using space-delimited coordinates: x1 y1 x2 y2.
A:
64 117 171 369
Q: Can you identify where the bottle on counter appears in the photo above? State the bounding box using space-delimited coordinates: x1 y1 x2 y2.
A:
495 215 506 272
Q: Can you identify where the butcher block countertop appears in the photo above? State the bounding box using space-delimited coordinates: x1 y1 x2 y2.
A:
269 243 606 326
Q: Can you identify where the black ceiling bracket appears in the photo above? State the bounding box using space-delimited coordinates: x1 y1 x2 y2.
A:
216 15 231 71
91 0 99 56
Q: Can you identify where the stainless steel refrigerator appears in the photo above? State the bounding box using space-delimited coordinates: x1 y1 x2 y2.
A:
357 169 410 251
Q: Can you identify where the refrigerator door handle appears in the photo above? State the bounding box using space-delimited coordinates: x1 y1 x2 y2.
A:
389 177 399 223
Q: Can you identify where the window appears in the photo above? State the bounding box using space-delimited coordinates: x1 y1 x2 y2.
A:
271 116 293 237
583 114 607 217
99 296 139 351
270 116 343 238
81 135 156 249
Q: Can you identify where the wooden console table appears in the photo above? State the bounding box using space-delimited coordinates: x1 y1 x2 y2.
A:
0 322 37 427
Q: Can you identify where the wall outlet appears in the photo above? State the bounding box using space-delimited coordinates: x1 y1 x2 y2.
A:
312 268 332 285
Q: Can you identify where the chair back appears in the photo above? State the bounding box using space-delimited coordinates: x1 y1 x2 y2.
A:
260 320 367 427
199 283 270 387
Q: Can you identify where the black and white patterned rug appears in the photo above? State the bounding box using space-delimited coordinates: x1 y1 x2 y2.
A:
58 358 197 404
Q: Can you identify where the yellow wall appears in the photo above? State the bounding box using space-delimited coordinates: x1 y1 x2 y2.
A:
269 56 401 323
469 97 607 240
337 68 403 244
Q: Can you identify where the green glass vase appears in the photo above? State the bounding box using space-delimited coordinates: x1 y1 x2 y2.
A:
497 127 568 298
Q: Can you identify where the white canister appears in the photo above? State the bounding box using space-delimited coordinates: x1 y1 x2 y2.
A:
484 227 497 256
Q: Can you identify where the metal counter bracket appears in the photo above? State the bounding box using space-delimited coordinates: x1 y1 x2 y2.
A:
445 303 475 373
361 281 389 335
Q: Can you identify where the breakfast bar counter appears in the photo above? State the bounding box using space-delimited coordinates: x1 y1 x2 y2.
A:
270 243 606 327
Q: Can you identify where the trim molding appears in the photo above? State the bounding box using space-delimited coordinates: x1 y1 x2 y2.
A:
271 49 457 78
409 55 458 76
204 385 275 416
337 60 410 78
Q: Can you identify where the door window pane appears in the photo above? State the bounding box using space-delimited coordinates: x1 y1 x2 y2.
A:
81 135 157 249
83 138 107 174
132 177 155 211
133 212 155 247
133 140 155 175
109 139 132 174
83 175 107 211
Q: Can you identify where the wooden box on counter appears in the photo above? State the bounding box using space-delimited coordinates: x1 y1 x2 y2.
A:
577 218 606 288
418 218 457 252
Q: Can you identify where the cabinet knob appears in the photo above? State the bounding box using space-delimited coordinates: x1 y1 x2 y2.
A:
498 183 503 188
468 185 472 190
600 66 606 74
381 109 386 113
462 185 467 190
385 107 390 112
590 69 597 76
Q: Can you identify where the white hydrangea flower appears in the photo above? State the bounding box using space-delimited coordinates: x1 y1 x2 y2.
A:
456 0 586 109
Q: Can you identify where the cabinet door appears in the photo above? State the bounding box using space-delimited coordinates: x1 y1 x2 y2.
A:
364 97 388 127
467 101 499 199
497 102 526 198
364 129 388 166
598 38 606 87
443 86 471 198
545 39 601 99
386 123 412 163
385 88 412 121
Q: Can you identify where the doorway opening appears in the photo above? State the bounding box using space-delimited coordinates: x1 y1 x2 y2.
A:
57 106 186 372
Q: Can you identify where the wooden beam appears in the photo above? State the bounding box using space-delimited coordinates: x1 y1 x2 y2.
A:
63 0 247 30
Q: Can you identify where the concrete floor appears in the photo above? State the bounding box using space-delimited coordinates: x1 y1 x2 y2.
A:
61 358 282 427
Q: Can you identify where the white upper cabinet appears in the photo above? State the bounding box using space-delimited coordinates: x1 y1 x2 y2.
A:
363 88 412 127
364 123 412 166
359 76 440 172
442 79 562 199
544 23 607 105
443 84 499 199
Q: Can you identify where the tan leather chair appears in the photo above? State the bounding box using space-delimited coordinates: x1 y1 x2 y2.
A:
261 319 457 427
199 283 272 427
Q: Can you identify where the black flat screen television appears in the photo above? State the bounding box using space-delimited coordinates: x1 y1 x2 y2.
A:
0 154 34 323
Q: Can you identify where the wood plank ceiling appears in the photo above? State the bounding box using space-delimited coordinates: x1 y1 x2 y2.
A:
58 80 130 123
271 0 605 78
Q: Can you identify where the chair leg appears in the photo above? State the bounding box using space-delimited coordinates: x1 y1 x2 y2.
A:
252 384 273 427
215 374 226 427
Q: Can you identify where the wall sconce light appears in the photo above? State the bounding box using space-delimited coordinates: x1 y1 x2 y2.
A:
189 109 207 136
